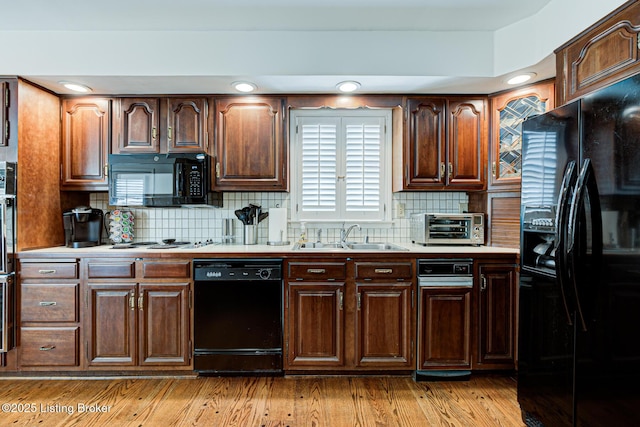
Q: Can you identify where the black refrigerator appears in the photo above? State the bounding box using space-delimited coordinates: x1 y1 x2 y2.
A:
518 74 640 426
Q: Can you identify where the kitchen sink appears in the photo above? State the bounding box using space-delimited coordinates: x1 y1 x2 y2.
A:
293 242 347 250
293 241 408 251
345 242 408 251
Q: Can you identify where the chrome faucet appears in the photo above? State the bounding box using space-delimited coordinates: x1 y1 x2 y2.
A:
341 223 361 243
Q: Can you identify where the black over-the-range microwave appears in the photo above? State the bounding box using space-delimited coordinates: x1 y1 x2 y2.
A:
108 153 222 207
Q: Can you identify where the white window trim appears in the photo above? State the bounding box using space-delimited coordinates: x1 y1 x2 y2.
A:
290 108 393 224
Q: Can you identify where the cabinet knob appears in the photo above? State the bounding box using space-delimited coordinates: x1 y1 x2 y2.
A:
307 268 326 274
38 269 56 275
492 161 497 178
39 345 56 351
167 126 172 141
481 274 487 291
152 127 157 140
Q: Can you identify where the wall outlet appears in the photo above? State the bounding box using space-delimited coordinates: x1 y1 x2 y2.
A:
459 202 469 213
397 203 406 218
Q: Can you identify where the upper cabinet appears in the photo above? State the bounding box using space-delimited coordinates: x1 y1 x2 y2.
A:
113 97 208 154
488 81 555 190
398 96 487 191
61 98 111 191
213 96 287 191
555 1 640 105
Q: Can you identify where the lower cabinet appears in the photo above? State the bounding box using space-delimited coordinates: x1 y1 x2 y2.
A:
417 286 472 370
475 262 517 370
18 259 81 370
285 258 415 372
84 258 192 370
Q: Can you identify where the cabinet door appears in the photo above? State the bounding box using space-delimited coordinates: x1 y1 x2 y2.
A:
167 98 208 152
61 98 111 190
405 98 446 188
214 96 286 190
446 98 487 190
114 98 160 153
418 287 472 369
477 264 516 369
138 283 190 366
286 282 345 368
355 283 413 368
489 81 554 189
86 283 137 366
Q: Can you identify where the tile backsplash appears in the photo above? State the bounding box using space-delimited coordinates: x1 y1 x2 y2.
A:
90 191 468 244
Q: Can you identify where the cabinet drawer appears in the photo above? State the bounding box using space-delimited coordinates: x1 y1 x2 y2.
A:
355 262 413 280
142 261 191 278
21 283 78 322
20 263 78 279
87 261 135 278
19 327 79 367
288 262 347 280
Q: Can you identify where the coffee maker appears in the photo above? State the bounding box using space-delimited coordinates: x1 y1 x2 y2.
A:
63 206 104 248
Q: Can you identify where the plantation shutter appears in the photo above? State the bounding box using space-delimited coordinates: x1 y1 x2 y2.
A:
300 118 338 214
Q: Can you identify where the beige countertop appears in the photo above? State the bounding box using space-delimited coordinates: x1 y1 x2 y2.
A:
18 241 519 258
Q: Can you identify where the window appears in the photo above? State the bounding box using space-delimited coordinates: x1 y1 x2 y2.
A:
290 109 392 222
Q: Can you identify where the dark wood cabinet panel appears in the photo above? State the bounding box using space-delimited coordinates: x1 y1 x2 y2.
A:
114 98 160 153
447 98 487 190
167 98 208 152
486 191 521 249
476 263 517 369
418 287 472 370
399 96 486 191
555 1 640 105
355 284 412 367
139 283 190 365
61 98 111 190
403 98 447 188
286 283 345 367
19 327 79 367
114 97 207 153
214 96 287 190
86 283 137 366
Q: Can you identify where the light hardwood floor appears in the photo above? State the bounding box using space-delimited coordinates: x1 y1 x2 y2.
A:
0 375 526 426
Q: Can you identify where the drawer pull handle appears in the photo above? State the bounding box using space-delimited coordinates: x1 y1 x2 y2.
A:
307 268 326 274
39 345 56 351
374 268 393 274
38 269 57 275
39 301 57 306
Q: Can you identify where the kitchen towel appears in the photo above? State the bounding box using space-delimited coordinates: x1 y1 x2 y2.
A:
268 208 288 244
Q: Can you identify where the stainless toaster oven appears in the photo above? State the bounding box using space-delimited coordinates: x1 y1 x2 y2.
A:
411 213 484 246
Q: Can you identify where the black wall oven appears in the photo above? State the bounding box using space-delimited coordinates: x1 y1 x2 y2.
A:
193 259 283 375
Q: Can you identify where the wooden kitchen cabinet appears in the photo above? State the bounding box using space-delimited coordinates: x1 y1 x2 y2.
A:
17 259 81 370
61 98 111 190
213 96 287 191
285 261 346 368
488 81 554 190
285 258 415 372
398 96 487 191
84 258 192 369
555 1 640 106
354 262 413 368
113 97 208 153
475 262 517 370
417 286 472 370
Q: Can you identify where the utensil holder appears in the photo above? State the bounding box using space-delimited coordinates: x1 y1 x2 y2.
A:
243 224 258 245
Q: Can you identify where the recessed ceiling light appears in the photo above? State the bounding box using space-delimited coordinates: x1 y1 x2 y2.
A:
59 81 92 93
336 81 361 93
506 73 536 85
232 81 257 93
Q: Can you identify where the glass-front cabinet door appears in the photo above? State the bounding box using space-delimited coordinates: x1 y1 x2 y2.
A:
489 81 555 189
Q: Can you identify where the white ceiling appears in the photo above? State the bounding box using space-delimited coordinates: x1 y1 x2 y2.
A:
0 0 627 95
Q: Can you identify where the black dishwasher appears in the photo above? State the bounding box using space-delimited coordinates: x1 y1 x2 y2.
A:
193 259 283 375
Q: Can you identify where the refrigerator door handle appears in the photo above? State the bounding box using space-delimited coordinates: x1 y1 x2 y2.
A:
567 158 603 332
554 160 577 326
0 199 7 274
